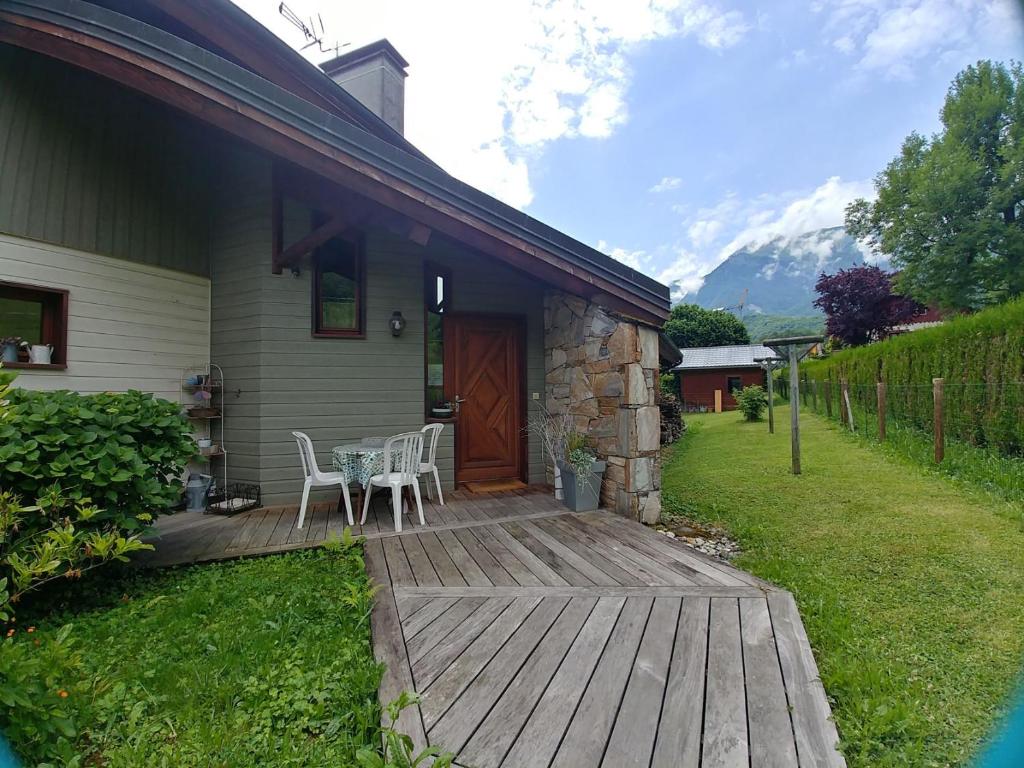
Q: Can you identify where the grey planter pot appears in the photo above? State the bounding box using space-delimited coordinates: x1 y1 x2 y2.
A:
558 459 607 512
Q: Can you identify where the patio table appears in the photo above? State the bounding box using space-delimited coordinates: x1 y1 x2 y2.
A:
332 438 413 518
331 438 402 489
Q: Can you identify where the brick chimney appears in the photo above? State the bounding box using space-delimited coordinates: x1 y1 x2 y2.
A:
321 39 408 135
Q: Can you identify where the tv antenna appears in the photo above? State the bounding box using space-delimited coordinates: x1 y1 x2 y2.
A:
278 2 348 55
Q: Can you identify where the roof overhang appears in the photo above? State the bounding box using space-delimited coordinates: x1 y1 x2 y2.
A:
674 364 763 372
0 0 671 325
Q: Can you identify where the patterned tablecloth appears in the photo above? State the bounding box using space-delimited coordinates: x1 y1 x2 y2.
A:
331 439 403 489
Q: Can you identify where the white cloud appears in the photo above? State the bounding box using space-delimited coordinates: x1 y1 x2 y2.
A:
649 176 683 193
656 175 875 299
715 175 874 259
233 0 748 209
816 0 1023 80
597 239 651 271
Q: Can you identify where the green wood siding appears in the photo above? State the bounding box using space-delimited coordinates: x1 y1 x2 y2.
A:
0 44 211 276
251 224 547 506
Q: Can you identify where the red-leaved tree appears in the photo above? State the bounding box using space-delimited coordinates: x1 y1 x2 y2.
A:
813 266 924 346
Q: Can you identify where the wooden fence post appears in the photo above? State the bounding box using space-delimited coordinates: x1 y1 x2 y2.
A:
933 377 944 463
841 379 854 431
824 379 833 419
811 380 818 412
877 381 887 441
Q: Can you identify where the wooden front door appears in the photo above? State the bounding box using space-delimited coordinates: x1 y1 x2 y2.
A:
446 314 525 484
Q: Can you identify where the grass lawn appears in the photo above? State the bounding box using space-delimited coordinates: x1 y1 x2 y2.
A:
663 406 1024 768
10 542 382 766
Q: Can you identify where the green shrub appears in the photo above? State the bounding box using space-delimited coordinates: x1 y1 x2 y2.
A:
736 385 768 422
0 624 84 766
0 388 195 532
801 298 1024 456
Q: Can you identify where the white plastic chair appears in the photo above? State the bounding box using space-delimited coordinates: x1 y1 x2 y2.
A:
361 431 425 533
419 423 445 505
292 431 354 529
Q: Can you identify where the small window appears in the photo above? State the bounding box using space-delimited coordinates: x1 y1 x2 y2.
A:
313 236 365 337
424 263 452 418
727 376 743 394
0 280 68 369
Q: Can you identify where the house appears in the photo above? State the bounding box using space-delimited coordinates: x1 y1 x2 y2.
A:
0 0 676 521
673 344 772 411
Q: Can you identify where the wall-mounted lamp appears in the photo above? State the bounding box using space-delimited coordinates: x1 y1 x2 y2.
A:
389 310 407 337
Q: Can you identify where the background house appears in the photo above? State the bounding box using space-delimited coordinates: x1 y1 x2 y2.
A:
0 0 673 520
673 344 772 411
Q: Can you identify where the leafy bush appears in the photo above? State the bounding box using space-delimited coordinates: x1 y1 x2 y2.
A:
736 385 768 422
0 624 83 766
801 298 1024 456
0 387 195 532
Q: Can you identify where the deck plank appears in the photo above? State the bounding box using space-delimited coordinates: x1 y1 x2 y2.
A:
465 525 544 586
435 529 491 586
451 526 516 586
364 539 429 754
652 597 710 768
412 597 516 691
401 534 442 587
601 596 681 767
382 536 416 588
501 596 625 768
549 596 654 768
406 597 488 664
702 598 748 768
457 597 598 767
419 532 468 587
428 597 574 753
768 592 846 768
419 597 543 727
740 598 799 767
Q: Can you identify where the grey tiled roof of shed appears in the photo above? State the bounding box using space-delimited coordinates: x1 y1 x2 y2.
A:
672 344 776 370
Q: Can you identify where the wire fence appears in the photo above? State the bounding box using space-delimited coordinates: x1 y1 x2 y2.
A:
777 375 1024 461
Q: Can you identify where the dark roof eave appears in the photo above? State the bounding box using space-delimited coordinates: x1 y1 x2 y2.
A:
6 0 670 318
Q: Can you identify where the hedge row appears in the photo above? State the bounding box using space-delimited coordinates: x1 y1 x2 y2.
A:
800 298 1024 456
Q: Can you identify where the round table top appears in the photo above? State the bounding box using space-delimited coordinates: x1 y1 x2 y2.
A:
333 437 387 453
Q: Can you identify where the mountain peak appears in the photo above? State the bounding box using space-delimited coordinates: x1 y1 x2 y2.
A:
676 226 883 316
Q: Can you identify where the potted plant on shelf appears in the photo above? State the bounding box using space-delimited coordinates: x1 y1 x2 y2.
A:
557 429 606 512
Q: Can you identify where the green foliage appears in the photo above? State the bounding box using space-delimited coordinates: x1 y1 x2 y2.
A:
0 623 83 766
0 387 195 532
10 542 385 766
663 303 750 349
847 60 1024 310
663 408 1024 767
356 692 455 768
0 488 151 621
743 314 825 343
801 298 1024 456
735 385 767 422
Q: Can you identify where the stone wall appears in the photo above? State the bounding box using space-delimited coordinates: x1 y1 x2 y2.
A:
544 292 662 523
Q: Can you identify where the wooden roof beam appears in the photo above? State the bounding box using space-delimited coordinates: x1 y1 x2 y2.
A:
272 213 352 273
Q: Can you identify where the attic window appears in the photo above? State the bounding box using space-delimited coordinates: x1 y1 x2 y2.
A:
0 280 68 369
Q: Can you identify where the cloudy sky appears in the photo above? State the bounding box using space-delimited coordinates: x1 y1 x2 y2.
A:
233 0 1024 298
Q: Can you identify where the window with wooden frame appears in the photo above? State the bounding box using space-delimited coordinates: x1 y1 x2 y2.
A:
312 235 366 338
424 263 452 419
0 280 68 369
727 376 743 394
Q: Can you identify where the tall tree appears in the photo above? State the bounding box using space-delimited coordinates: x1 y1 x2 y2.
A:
846 60 1024 311
814 266 923 346
663 303 750 348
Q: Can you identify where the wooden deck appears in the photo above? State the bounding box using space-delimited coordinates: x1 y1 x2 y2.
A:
142 488 845 767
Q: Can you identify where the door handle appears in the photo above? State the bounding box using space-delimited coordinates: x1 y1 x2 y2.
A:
454 395 467 413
